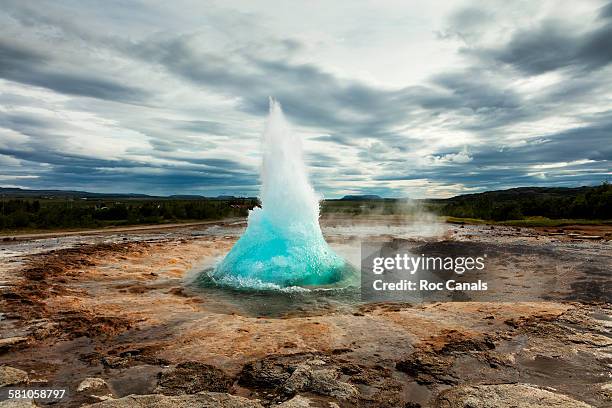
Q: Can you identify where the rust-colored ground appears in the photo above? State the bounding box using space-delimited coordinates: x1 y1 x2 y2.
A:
0 220 609 407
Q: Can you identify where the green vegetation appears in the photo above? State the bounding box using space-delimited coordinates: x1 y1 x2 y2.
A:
321 198 401 215
445 216 612 227
323 183 611 224
0 197 257 232
426 182 611 222
1 183 609 232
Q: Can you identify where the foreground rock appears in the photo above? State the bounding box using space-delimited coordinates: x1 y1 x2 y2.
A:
281 358 357 399
82 391 263 408
0 366 28 387
435 383 593 408
0 337 28 353
77 377 111 393
276 395 316 407
77 377 114 402
240 354 357 401
154 362 233 395
0 401 37 408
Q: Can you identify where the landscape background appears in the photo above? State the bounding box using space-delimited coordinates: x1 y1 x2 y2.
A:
1 183 610 232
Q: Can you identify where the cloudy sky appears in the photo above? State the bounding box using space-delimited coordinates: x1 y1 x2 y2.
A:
0 0 611 198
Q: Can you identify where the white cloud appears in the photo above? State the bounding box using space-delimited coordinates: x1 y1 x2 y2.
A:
428 148 473 165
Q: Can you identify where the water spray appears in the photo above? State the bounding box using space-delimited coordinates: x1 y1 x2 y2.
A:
211 99 350 288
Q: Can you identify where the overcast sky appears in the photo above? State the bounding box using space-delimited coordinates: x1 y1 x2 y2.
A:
0 0 611 198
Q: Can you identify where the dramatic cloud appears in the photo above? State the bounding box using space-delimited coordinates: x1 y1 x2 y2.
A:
469 16 612 75
0 40 148 102
0 0 610 198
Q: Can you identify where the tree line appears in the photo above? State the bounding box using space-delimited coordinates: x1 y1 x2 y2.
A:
1 183 610 230
429 182 611 221
0 198 257 230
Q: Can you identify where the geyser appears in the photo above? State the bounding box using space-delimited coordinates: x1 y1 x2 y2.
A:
211 99 349 288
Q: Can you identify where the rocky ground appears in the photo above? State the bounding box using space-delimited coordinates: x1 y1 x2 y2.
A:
0 218 610 407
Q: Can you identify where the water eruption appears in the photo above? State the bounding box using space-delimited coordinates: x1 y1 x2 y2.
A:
210 99 350 288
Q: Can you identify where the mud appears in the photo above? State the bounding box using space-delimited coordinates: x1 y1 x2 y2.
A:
0 220 610 407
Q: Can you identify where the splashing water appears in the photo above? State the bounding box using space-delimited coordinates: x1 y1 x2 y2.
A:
211 99 350 288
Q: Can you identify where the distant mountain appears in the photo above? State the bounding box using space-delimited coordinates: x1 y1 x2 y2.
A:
425 184 610 221
427 186 597 203
0 187 152 199
339 195 383 201
0 185 603 202
0 187 258 201
168 194 206 199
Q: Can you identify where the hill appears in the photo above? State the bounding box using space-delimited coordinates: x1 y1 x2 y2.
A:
0 187 152 199
338 195 383 201
425 184 611 221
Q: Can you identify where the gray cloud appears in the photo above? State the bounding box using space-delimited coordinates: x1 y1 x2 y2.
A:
601 1 612 19
468 15 612 75
0 1 610 197
0 39 148 102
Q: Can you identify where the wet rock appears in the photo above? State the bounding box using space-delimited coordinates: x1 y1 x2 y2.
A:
82 391 264 407
77 377 111 393
0 337 28 353
239 353 409 405
421 329 496 354
438 334 495 354
56 311 132 340
277 395 314 407
0 400 37 407
240 355 300 387
104 346 170 367
397 330 499 385
30 321 58 340
240 354 356 400
600 382 612 399
0 365 29 387
282 363 357 399
155 362 233 395
101 356 130 369
567 332 612 347
396 351 456 385
434 383 593 407
77 377 115 403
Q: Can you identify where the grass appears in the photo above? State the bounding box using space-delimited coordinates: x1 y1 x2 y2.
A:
446 216 612 227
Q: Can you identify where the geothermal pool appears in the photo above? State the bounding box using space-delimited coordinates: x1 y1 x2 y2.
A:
184 203 452 316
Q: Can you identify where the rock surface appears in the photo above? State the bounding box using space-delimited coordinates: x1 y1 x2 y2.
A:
82 392 263 408
277 395 314 407
1 222 610 407
0 366 28 387
0 401 37 408
0 337 28 353
240 354 357 400
154 362 233 395
435 383 593 408
77 377 111 393
282 363 357 399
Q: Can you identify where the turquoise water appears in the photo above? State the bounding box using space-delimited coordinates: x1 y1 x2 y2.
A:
194 267 359 317
211 212 351 287
207 99 351 289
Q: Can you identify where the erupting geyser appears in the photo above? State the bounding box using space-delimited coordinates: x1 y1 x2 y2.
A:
211 99 349 288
